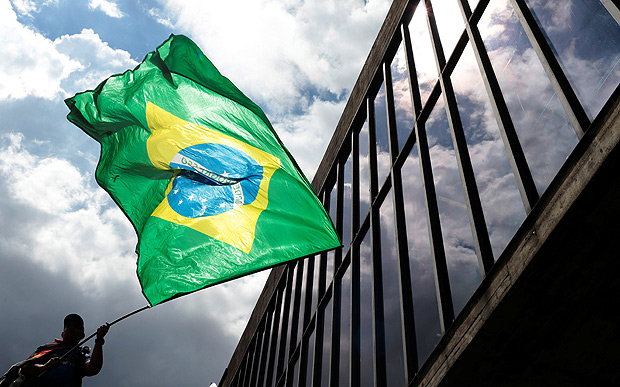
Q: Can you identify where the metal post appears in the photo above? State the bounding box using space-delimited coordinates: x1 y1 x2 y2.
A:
425 0 495 276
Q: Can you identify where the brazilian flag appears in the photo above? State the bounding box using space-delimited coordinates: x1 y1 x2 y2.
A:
65 34 340 306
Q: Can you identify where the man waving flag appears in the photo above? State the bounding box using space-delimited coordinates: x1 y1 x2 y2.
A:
65 34 340 306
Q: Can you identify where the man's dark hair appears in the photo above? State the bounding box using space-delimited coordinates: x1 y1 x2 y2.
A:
64 314 84 328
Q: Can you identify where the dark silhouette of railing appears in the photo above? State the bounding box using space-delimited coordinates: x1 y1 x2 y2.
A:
221 1 620 385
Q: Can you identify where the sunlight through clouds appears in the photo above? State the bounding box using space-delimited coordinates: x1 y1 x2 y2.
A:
162 0 391 106
0 132 136 296
159 0 391 179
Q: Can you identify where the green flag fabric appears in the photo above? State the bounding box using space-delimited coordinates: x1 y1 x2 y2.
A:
65 34 340 306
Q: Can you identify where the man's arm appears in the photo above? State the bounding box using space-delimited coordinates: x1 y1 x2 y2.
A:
20 357 61 377
84 323 110 377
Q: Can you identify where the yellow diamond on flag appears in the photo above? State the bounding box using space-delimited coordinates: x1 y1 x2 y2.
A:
145 102 281 253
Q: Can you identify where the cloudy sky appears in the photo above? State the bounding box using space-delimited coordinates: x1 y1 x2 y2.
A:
0 0 391 385
2 0 620 385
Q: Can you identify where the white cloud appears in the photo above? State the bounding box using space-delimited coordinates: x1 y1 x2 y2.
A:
0 0 82 100
527 0 573 33
10 0 37 16
146 7 174 28
0 2 136 101
1 134 93 214
54 28 138 95
275 98 347 178
89 0 124 18
158 0 391 177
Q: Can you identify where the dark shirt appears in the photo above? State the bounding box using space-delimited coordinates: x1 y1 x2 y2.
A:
29 341 89 387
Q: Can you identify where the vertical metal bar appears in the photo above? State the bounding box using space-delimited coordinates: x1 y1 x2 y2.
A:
329 276 343 387
402 23 422 117
351 125 361 253
231 372 240 387
508 0 591 138
317 251 328 301
402 21 455 332
257 302 275 387
368 99 380 203
383 59 419 382
601 0 620 26
302 257 315 329
384 63 401 164
329 160 345 386
335 159 345 268
312 302 325 386
235 359 244 387
368 95 387 387
284 357 296 387
425 0 495 277
287 260 305 367
457 0 540 213
319 189 331 299
313 191 329 386
239 348 251 387
286 349 302 387
250 328 264 387
249 325 265 386
265 284 285 387
297 256 315 387
257 321 271 386
246 344 257 387
242 336 258 387
298 333 310 387
275 264 295 383
349 128 361 387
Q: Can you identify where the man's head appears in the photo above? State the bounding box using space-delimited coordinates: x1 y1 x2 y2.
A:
62 313 85 346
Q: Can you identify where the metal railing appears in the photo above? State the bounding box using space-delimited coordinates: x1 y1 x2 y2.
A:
221 0 620 385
